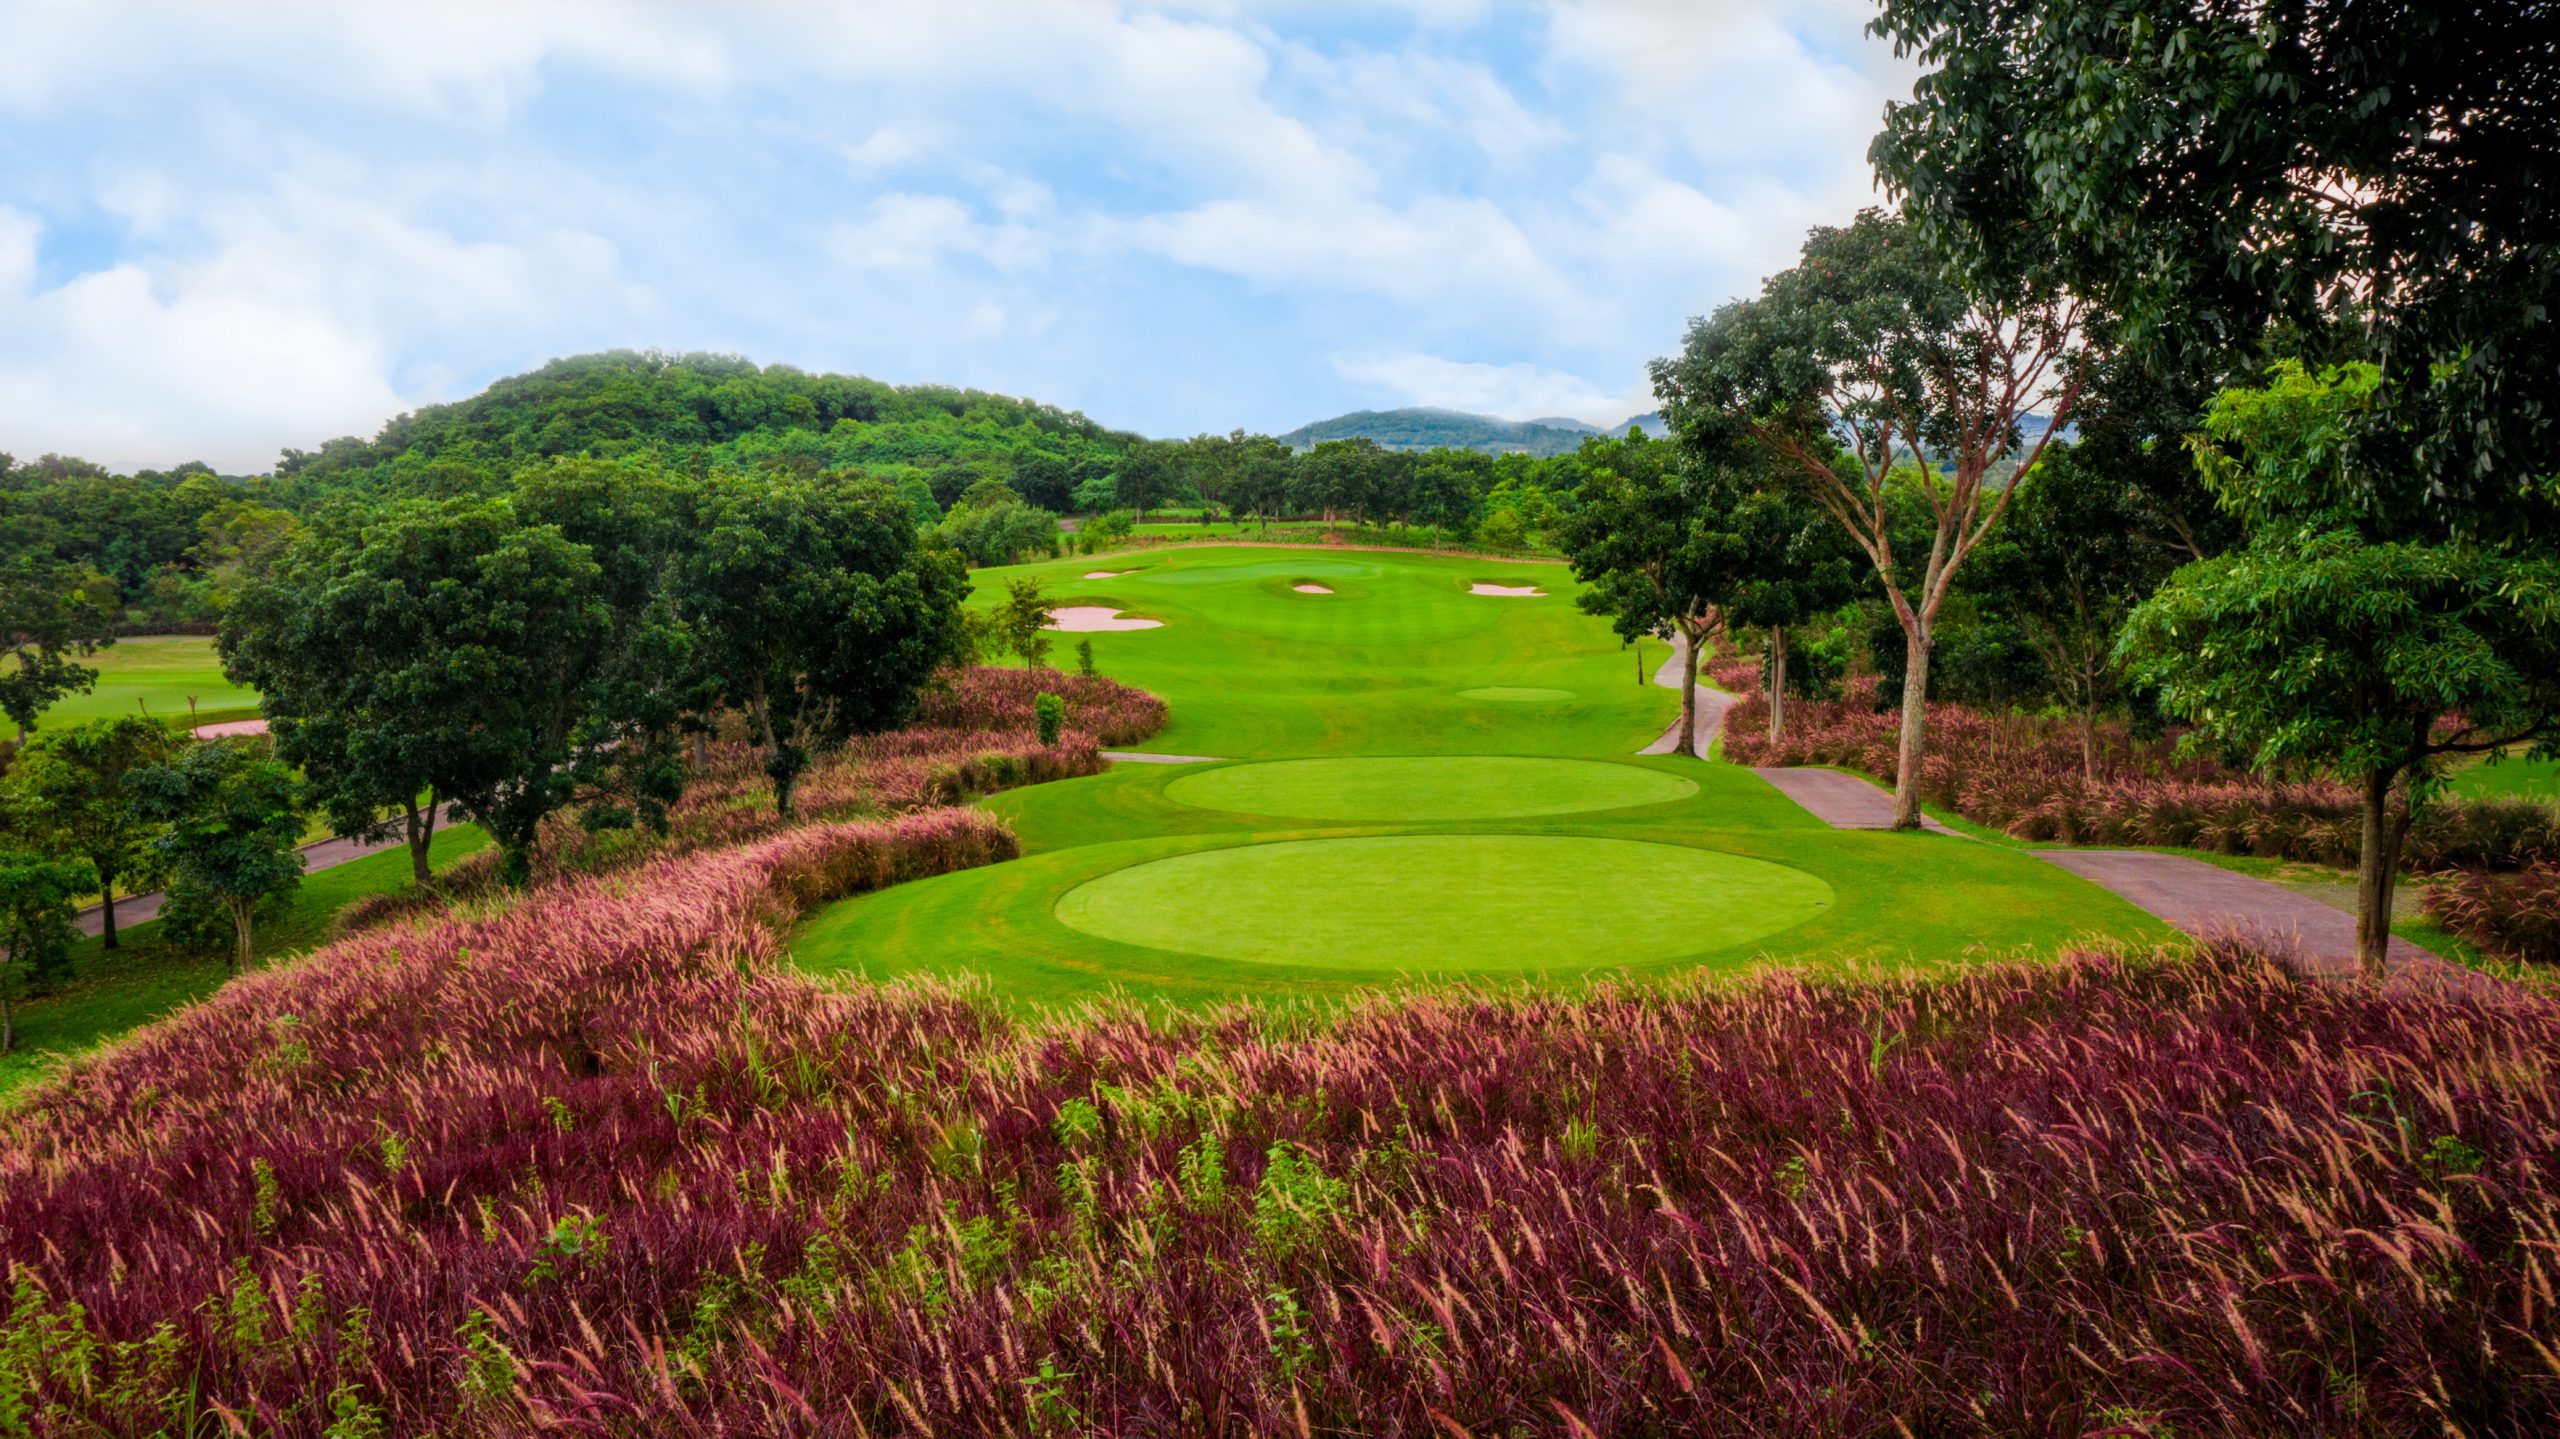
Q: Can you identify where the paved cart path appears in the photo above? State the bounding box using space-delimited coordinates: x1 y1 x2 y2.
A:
1731 755 2483 989
75 805 467 940
1639 636 1738 759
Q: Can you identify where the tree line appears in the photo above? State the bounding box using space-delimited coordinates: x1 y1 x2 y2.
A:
1564 0 2560 979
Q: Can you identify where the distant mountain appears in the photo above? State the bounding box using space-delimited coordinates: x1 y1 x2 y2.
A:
1278 406 1662 457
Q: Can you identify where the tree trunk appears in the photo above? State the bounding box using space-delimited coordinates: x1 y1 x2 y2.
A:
2078 701 2098 785
1767 624 1788 746
100 877 118 950
230 896 255 974
405 796 438 887
1891 625 1931 831
1 991 13 1054
2355 767 2409 982
1674 624 1700 757
691 732 710 773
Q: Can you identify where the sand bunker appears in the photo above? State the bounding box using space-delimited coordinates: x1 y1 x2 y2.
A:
1292 583 1334 594
1046 606 1162 632
1083 570 1129 579
1469 583 1546 597
193 718 271 739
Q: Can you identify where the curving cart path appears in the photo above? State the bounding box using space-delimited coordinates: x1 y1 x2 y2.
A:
1639 635 1737 759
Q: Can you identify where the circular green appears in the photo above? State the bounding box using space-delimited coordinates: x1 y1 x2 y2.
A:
1163 756 1694 822
1054 835 1831 971
1459 686 1575 703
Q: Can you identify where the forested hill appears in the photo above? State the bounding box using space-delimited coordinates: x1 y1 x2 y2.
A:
1279 407 1660 456
2 351 1144 632
278 350 1139 510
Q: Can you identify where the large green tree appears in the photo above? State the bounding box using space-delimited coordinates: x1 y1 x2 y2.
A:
128 739 306 974
1969 449 2184 778
0 717 181 949
1557 431 1727 756
223 496 629 887
1 553 118 742
1689 460 1864 745
1870 0 2559 533
2121 362 2560 979
669 473 967 817
1654 211 2088 826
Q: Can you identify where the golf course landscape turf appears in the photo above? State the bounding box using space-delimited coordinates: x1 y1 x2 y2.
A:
25 633 259 728
790 544 2177 1003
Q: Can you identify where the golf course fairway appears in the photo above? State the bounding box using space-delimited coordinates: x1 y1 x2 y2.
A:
790 544 2178 1003
1163 756 1696 821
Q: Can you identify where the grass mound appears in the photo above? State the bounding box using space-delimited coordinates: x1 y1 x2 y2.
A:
3 826 2553 1432
1161 755 1694 821
1052 833 1829 968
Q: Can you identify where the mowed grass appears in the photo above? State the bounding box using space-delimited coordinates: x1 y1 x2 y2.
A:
986 546 1673 757
1052 832 1835 970
0 825 487 1095
26 634 260 728
792 545 2177 1004
2450 751 2560 803
795 753 2174 1005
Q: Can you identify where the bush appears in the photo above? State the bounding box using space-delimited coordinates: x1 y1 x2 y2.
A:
2427 865 2560 964
6 938 2558 1433
1033 692 1064 746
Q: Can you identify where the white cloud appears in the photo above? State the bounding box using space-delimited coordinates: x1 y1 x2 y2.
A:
1132 193 1574 313
829 193 1053 274
0 206 404 470
0 1 1920 453
1332 349 1645 426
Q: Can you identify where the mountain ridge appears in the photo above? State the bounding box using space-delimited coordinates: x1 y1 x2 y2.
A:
1277 406 1665 457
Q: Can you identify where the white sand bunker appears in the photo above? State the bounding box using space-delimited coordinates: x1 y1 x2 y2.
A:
1083 570 1129 579
1046 606 1163 632
1293 583 1334 594
193 718 271 739
1470 583 1546 597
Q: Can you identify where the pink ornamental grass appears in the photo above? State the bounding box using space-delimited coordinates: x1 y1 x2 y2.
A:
1727 676 2560 870
5 865 2558 1435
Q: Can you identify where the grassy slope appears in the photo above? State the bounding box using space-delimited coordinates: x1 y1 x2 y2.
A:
986 545 1669 758
30 634 260 727
796 545 2172 1005
0 825 488 1093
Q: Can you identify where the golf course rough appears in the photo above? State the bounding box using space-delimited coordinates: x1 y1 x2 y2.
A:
1164 756 1694 822
1053 833 1832 971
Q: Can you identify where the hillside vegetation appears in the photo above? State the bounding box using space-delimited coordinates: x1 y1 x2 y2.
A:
1278 407 1661 457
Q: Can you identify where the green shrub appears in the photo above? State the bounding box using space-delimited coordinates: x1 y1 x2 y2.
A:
1033 694 1065 747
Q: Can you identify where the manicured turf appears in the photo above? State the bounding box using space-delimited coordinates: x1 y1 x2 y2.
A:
1053 833 1831 971
794 753 2176 1004
975 546 1673 757
27 634 260 728
790 545 2181 1003
1162 756 1695 821
2450 752 2560 803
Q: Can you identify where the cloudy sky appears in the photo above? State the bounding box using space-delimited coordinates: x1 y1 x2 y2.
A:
0 0 1917 472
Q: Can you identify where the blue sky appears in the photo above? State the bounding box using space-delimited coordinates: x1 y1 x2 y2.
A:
0 1 1915 471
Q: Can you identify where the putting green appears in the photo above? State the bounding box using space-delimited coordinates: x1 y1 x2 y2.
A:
1459 687 1574 703
1163 756 1695 822
1053 834 1831 971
